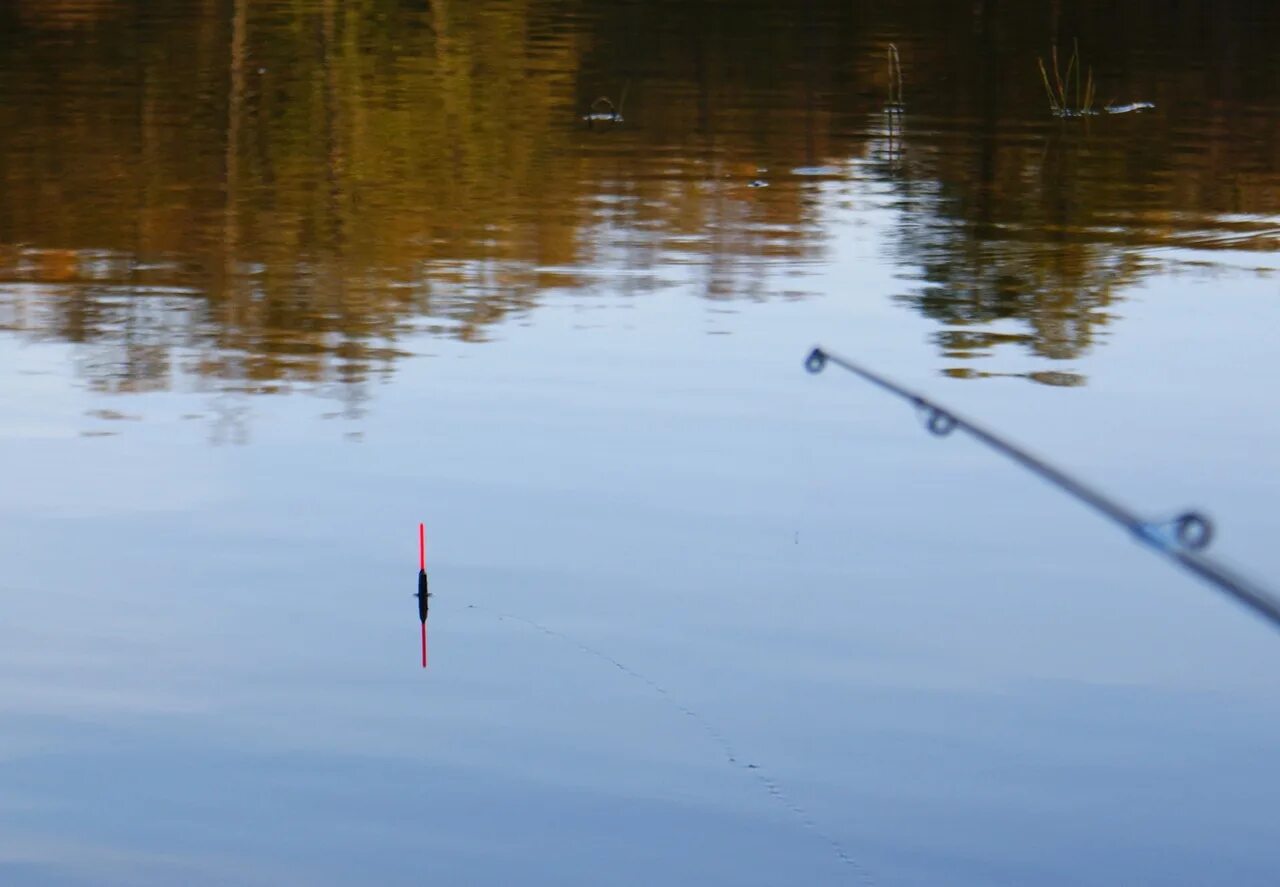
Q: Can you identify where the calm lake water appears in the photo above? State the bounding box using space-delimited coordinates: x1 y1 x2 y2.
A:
3 1 1280 884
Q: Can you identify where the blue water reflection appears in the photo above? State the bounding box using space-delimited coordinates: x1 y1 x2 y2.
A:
6 258 1280 883
4 1 1280 885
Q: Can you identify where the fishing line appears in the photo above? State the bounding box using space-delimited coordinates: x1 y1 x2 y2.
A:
805 346 1280 631
459 601 875 885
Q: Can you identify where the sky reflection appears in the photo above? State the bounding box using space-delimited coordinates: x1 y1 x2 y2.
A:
3 2 1280 886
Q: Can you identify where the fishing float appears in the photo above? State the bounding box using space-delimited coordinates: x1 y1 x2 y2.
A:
416 522 430 667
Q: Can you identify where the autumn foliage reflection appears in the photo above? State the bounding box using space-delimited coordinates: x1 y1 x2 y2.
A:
1 0 1278 395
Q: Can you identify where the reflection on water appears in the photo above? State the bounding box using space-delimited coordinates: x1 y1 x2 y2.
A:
5 5 1280 886
2 2 1280 396
1 0 1279 401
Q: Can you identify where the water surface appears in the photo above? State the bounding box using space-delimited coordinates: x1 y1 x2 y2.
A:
2 2 1280 885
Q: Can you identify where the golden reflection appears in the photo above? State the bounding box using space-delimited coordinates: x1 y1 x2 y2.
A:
0 0 1278 395
12 0 122 30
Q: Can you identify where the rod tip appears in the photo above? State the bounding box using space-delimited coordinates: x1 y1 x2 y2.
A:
805 348 827 374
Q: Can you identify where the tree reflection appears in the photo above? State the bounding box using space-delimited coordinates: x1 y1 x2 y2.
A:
0 0 1277 400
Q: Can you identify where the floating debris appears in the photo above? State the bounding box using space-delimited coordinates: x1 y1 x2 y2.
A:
582 83 629 129
748 179 769 189
582 106 623 127
1103 101 1156 115
1037 43 1155 119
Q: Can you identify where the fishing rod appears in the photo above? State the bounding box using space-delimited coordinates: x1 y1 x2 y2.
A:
804 346 1280 631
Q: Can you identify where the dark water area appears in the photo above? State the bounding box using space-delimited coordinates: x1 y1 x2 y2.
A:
2 2 1280 885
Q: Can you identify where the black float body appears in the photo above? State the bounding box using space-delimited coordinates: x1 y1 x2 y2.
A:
416 570 430 621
